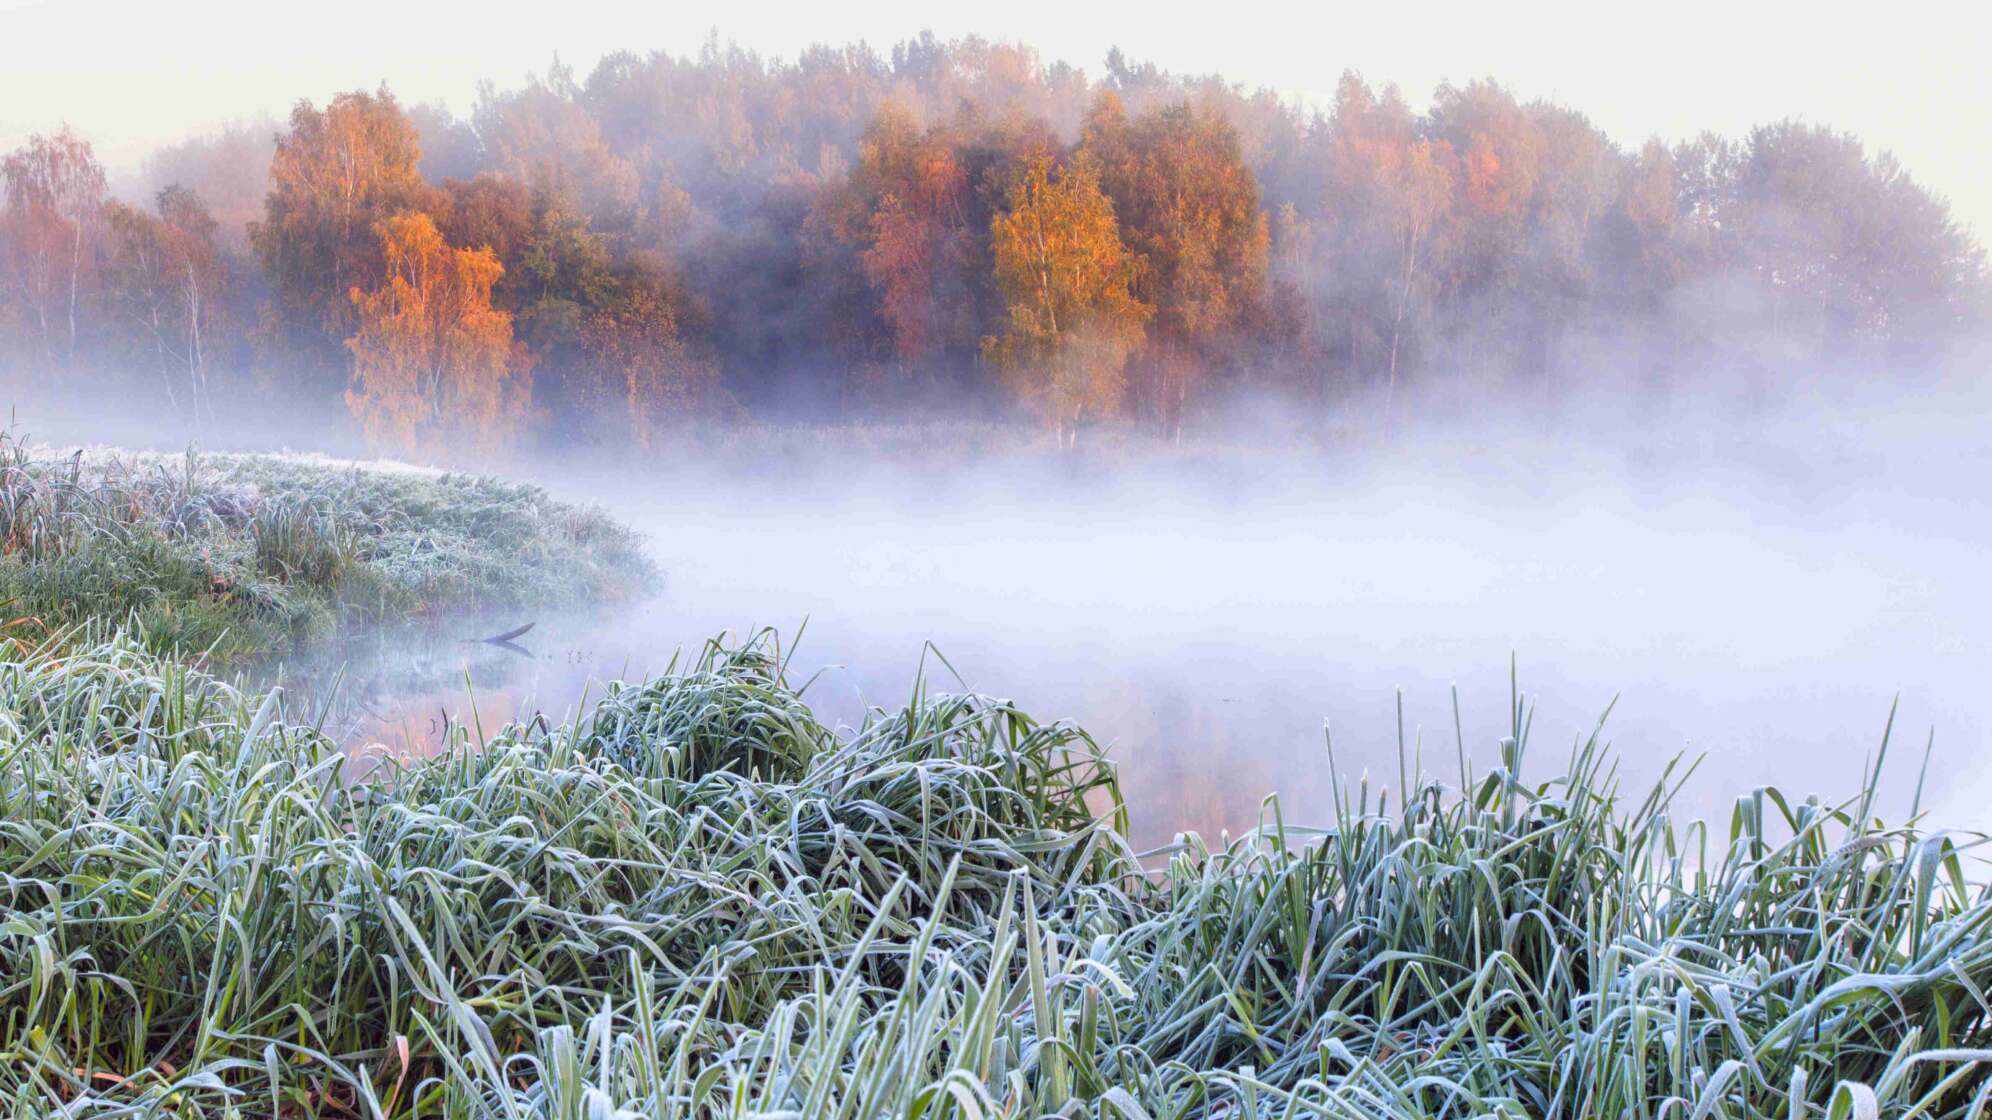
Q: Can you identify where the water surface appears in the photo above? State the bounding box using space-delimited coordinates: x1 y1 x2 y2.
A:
321 420 1992 849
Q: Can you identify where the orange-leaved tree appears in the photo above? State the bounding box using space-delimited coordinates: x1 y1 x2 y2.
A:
255 89 432 400
1081 94 1267 437
103 187 229 422
851 103 974 368
985 153 1149 444
0 128 107 372
345 212 524 456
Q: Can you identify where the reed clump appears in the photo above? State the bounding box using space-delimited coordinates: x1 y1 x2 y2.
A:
1 628 1988 1118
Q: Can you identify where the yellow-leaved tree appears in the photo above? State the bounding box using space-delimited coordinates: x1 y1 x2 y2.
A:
985 154 1149 446
345 212 524 456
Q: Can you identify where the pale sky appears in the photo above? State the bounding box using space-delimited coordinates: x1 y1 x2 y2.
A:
3 0 1987 242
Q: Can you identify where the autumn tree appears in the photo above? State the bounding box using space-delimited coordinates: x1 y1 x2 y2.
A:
1081 94 1268 436
1599 140 1687 309
1316 78 1462 415
0 128 108 371
10 35 1983 437
829 104 976 371
580 272 729 447
1417 81 1541 383
985 153 1149 442
1494 103 1614 400
581 40 896 410
1374 140 1457 417
345 212 523 455
253 89 431 397
488 190 621 432
103 187 230 421
434 178 717 446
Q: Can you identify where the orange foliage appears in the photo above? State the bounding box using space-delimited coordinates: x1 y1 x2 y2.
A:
345 212 523 455
853 105 972 366
1082 94 1268 433
0 128 106 369
255 90 430 346
986 153 1150 439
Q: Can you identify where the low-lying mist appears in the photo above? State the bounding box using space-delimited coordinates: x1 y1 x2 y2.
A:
11 357 1985 845
255 369 1987 847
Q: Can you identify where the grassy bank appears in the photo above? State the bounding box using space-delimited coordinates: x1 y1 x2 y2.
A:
1 629 1986 1118
0 431 653 663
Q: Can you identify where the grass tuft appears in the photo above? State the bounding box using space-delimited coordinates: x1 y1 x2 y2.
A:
0 628 1987 1117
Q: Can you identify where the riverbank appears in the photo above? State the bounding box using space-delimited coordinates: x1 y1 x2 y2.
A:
0 431 654 664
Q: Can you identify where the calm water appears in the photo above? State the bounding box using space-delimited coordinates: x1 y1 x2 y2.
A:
315 429 1992 850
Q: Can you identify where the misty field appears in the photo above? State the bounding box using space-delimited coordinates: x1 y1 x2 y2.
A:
2 619 1989 1118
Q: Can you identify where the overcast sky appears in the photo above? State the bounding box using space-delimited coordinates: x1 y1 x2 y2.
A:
3 0 1986 242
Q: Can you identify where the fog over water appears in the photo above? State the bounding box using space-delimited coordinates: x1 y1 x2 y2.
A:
16 366 1985 846
276 371 1992 849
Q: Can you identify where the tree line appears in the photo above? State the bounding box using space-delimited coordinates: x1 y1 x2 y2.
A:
3 35 1985 454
